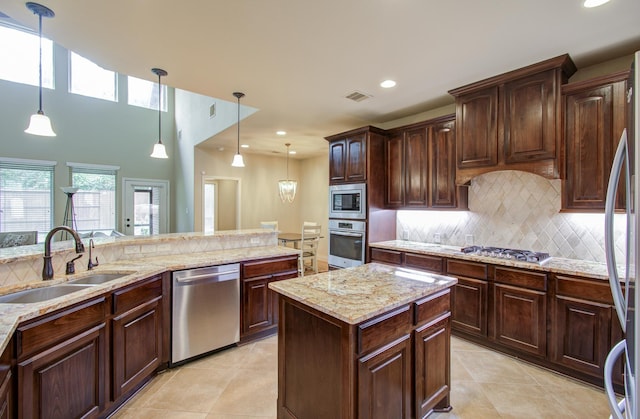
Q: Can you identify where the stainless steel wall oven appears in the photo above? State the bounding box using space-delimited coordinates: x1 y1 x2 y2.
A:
328 219 366 268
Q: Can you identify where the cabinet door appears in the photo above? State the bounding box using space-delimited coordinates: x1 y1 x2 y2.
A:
18 324 107 419
430 120 457 208
455 86 498 168
563 79 626 210
415 317 451 418
494 283 546 357
358 334 412 419
112 297 163 400
552 296 612 378
451 277 488 337
503 70 558 163
0 369 11 419
269 270 298 327
329 140 346 183
385 132 404 208
242 275 273 335
346 134 367 182
404 127 428 207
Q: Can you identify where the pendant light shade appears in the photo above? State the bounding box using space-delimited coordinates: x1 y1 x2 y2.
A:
231 92 245 167
24 2 56 137
150 68 169 159
278 143 297 203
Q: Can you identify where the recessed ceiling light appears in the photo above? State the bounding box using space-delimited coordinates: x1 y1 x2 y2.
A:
583 0 610 7
380 80 397 88
289 150 297 155
241 144 249 148
276 131 286 136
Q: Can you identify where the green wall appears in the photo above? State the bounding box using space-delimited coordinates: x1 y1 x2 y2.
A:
0 43 175 233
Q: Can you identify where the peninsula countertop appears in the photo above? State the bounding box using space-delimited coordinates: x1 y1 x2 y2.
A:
268 262 458 324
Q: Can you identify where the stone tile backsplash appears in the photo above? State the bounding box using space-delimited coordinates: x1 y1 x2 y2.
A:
397 170 627 263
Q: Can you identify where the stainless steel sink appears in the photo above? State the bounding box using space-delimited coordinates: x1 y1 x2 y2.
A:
0 284 93 304
68 272 134 285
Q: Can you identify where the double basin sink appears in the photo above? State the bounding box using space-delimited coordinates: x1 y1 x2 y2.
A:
0 272 134 304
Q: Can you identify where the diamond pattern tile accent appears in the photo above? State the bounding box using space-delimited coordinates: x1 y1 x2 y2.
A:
397 170 625 263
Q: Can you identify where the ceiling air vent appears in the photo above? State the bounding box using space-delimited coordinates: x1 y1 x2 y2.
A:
345 91 372 102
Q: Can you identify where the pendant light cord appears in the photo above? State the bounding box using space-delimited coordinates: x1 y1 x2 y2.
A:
286 144 290 179
237 96 240 154
37 13 43 113
157 72 162 145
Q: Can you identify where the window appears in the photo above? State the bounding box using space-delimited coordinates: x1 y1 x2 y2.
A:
0 24 53 88
69 52 117 101
68 162 118 233
0 158 55 242
128 75 167 111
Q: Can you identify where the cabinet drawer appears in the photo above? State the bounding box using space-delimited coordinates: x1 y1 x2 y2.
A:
414 289 450 327
16 297 106 359
113 275 163 315
358 305 412 355
446 260 488 280
495 267 547 291
370 248 403 265
405 253 443 273
555 275 614 304
242 256 298 278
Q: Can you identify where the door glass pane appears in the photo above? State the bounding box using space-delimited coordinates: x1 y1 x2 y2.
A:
204 183 215 234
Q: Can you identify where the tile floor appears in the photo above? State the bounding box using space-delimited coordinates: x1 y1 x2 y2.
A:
112 335 613 419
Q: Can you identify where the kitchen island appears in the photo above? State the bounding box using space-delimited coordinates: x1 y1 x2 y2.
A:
269 263 457 419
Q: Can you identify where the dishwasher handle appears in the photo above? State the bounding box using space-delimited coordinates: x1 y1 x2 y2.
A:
174 270 239 284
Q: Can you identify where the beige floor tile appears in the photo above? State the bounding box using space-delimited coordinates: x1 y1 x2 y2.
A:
454 349 538 385
185 344 256 371
206 415 276 419
113 407 208 418
143 368 239 413
207 368 278 416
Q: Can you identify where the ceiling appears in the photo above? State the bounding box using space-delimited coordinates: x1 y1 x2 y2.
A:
2 0 640 159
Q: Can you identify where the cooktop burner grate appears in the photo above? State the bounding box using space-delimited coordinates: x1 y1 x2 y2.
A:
461 246 551 264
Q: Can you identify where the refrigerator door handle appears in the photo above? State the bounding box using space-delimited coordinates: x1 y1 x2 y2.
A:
605 340 627 419
605 129 629 330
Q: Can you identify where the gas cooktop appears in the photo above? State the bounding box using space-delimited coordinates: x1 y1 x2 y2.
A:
461 246 551 264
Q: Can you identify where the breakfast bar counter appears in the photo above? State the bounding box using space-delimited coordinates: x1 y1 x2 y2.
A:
269 263 457 419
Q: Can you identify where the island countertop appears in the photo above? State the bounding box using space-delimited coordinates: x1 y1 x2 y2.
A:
269 262 458 325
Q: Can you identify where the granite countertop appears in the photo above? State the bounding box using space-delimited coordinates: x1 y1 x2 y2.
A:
269 262 458 325
0 245 299 355
369 240 614 281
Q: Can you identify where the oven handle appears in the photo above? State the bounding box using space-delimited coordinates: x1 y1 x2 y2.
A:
330 231 364 238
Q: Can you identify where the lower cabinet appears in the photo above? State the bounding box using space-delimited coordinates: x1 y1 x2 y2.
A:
111 275 164 401
447 260 488 338
415 316 451 418
492 268 547 357
241 255 299 342
0 338 13 419
16 298 108 418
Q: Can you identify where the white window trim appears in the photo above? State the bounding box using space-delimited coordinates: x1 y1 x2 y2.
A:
0 157 56 167
66 162 120 171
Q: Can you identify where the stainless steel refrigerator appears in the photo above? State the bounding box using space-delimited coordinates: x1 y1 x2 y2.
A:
605 50 639 419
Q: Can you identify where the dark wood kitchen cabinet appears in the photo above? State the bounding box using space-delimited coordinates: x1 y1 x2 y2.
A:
385 116 466 210
16 297 108 418
241 255 298 342
562 70 629 211
327 127 387 184
449 54 576 185
111 275 164 401
0 339 13 419
492 267 547 357
447 260 489 338
551 274 619 382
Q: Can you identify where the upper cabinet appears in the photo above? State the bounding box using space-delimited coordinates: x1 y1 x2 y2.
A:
326 126 386 185
449 55 577 185
561 70 629 212
385 115 467 210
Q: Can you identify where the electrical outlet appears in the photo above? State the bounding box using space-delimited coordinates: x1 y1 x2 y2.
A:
250 238 260 244
433 233 441 244
465 234 474 246
402 230 409 240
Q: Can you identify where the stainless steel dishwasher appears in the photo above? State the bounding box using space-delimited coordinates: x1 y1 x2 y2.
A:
171 263 240 365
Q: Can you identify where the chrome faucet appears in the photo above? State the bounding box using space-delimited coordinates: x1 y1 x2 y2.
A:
42 226 85 280
87 239 99 270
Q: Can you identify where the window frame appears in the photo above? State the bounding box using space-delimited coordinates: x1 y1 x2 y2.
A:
0 22 54 89
68 51 118 102
127 75 167 111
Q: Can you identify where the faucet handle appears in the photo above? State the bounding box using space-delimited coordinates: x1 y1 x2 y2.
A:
66 254 83 275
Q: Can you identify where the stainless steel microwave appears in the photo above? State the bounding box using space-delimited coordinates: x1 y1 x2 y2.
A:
329 183 366 219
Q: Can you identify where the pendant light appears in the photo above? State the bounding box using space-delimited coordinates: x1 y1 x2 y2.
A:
231 92 245 167
150 68 169 159
24 2 56 137
278 143 297 203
